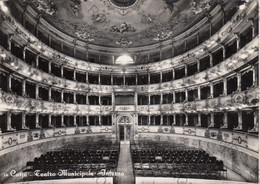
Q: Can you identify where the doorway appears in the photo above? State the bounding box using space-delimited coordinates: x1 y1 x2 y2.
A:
119 125 131 142
119 125 124 141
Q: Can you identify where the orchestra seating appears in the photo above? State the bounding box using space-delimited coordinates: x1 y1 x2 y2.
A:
23 141 120 180
131 140 226 179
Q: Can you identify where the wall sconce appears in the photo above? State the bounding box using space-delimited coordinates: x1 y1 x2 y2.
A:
0 1 8 12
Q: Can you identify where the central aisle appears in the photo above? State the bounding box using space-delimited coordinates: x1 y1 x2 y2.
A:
115 141 135 184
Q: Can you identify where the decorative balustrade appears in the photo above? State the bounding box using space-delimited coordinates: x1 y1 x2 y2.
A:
137 87 259 114
136 126 258 154
0 126 112 150
0 86 257 115
0 90 112 114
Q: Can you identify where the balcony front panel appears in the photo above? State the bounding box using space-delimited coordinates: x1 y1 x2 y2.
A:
1 36 258 94
0 91 113 115
136 126 258 154
0 126 112 150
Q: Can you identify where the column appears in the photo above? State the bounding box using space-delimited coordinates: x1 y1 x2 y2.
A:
35 55 39 68
251 20 255 38
61 114 65 127
197 113 201 127
252 111 259 132
221 112 228 129
99 115 101 126
234 111 243 130
172 69 175 80
74 115 77 126
148 115 151 125
222 8 225 25
86 93 89 105
185 89 188 102
23 47 26 61
210 82 214 98
73 69 76 81
134 92 138 108
112 56 115 64
86 72 88 83
172 91 176 103
111 75 113 85
160 93 163 104
73 92 76 104
184 114 188 126
86 115 89 125
48 61 52 74
148 73 150 84
237 72 241 92
48 114 53 127
148 94 151 105
8 35 13 51
184 65 187 76
7 111 15 131
160 71 162 83
35 113 41 128
160 115 163 125
35 84 39 99
22 80 26 97
61 90 64 102
61 66 64 78
221 45 226 60
99 94 101 105
173 114 176 126
135 74 138 85
235 34 240 51
21 112 28 129
197 86 201 100
98 74 101 85
248 110 259 132
197 59 200 72
159 50 162 60
223 78 227 95
253 65 257 87
7 74 12 92
209 53 213 67
111 92 115 108
123 74 126 86
48 88 52 101
208 113 214 128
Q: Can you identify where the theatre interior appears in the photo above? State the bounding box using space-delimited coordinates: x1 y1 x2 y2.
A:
0 0 258 183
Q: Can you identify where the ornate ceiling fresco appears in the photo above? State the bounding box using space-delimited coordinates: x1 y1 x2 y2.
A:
20 0 214 48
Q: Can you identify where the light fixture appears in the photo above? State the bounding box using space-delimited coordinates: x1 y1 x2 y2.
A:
0 53 6 59
0 1 8 12
115 54 134 65
239 4 246 10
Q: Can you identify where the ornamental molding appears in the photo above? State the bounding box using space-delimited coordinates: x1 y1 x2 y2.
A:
1 2 257 73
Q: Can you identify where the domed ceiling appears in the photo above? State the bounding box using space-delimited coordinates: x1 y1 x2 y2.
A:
29 0 214 48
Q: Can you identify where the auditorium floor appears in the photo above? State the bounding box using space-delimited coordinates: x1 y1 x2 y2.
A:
115 141 135 184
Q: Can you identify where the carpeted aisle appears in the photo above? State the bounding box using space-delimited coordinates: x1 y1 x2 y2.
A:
115 142 135 184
